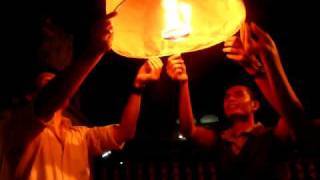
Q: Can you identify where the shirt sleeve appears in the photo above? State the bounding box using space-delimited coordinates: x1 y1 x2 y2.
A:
85 124 125 156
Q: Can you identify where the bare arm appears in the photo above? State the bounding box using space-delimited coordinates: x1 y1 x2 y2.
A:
250 23 304 140
223 25 280 113
223 22 304 141
112 57 163 144
167 55 216 148
34 13 117 121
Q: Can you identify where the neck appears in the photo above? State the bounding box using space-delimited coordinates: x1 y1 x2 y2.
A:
230 114 255 135
51 110 63 127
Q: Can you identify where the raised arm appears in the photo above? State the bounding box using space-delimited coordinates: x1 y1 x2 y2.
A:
167 55 216 148
249 23 304 140
34 12 117 121
112 57 163 144
223 22 304 141
86 57 163 155
223 24 280 113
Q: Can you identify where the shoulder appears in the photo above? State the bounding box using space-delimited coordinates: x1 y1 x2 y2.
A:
251 123 270 136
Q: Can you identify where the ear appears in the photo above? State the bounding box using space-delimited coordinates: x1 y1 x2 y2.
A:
252 100 260 112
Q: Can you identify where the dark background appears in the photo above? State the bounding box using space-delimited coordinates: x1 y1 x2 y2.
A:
1 0 319 156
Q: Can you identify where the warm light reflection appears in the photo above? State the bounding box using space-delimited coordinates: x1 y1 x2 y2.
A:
162 0 192 41
107 0 246 58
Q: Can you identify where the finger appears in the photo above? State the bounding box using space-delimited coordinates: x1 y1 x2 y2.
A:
106 22 112 31
170 59 184 65
150 57 162 74
148 57 160 68
224 40 235 47
250 22 270 42
240 22 245 43
167 60 177 69
139 74 152 81
222 47 242 54
226 54 243 61
106 11 118 19
224 36 237 46
167 59 184 70
243 22 249 50
153 57 163 69
168 54 182 61
224 37 243 48
148 59 157 70
105 26 113 36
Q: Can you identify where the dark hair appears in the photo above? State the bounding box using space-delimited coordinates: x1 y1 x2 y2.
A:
224 83 258 101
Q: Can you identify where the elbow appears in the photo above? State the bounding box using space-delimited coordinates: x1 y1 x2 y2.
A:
126 130 136 141
179 124 194 138
120 127 136 142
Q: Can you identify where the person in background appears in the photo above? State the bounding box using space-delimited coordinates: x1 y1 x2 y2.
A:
0 5 164 180
166 22 304 179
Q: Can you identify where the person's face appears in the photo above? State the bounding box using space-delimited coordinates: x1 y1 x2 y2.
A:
38 18 73 71
223 85 258 119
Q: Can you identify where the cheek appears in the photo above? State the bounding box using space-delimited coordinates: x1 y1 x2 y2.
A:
241 103 254 112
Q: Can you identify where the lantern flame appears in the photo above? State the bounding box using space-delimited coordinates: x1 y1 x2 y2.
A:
162 0 192 41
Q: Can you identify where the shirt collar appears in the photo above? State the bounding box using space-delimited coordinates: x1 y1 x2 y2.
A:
221 122 263 142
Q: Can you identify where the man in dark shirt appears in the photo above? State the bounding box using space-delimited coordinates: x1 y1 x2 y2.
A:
166 22 304 179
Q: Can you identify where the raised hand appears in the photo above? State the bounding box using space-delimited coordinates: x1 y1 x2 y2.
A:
223 23 264 76
166 54 188 81
134 57 163 88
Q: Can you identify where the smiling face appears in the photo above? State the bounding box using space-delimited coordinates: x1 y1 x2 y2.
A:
223 85 259 119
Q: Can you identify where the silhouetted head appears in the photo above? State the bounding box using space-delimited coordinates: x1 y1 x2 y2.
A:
223 85 260 120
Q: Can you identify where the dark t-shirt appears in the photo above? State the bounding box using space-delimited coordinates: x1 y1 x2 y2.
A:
214 126 293 180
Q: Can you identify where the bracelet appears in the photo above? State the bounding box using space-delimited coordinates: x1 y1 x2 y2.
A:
131 86 144 95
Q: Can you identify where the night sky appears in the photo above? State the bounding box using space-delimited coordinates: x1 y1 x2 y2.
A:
2 0 319 146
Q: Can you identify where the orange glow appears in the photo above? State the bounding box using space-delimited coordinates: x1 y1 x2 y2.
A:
106 0 246 59
162 0 192 41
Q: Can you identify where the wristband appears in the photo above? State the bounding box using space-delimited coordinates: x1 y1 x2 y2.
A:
131 86 144 94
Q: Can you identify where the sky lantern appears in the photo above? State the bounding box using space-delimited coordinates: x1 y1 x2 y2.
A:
106 0 246 59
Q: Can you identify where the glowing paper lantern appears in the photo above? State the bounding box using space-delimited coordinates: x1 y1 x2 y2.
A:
106 0 246 58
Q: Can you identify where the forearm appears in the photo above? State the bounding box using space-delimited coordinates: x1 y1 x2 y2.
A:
261 52 303 115
179 80 196 137
253 73 282 114
260 51 304 135
114 93 142 143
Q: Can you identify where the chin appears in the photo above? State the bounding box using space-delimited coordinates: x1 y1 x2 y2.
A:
226 113 249 120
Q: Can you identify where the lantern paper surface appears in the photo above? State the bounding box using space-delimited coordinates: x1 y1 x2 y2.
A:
106 0 246 58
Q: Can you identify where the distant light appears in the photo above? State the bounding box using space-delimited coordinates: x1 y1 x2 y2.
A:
178 133 187 140
102 151 112 158
200 114 219 124
119 161 124 165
